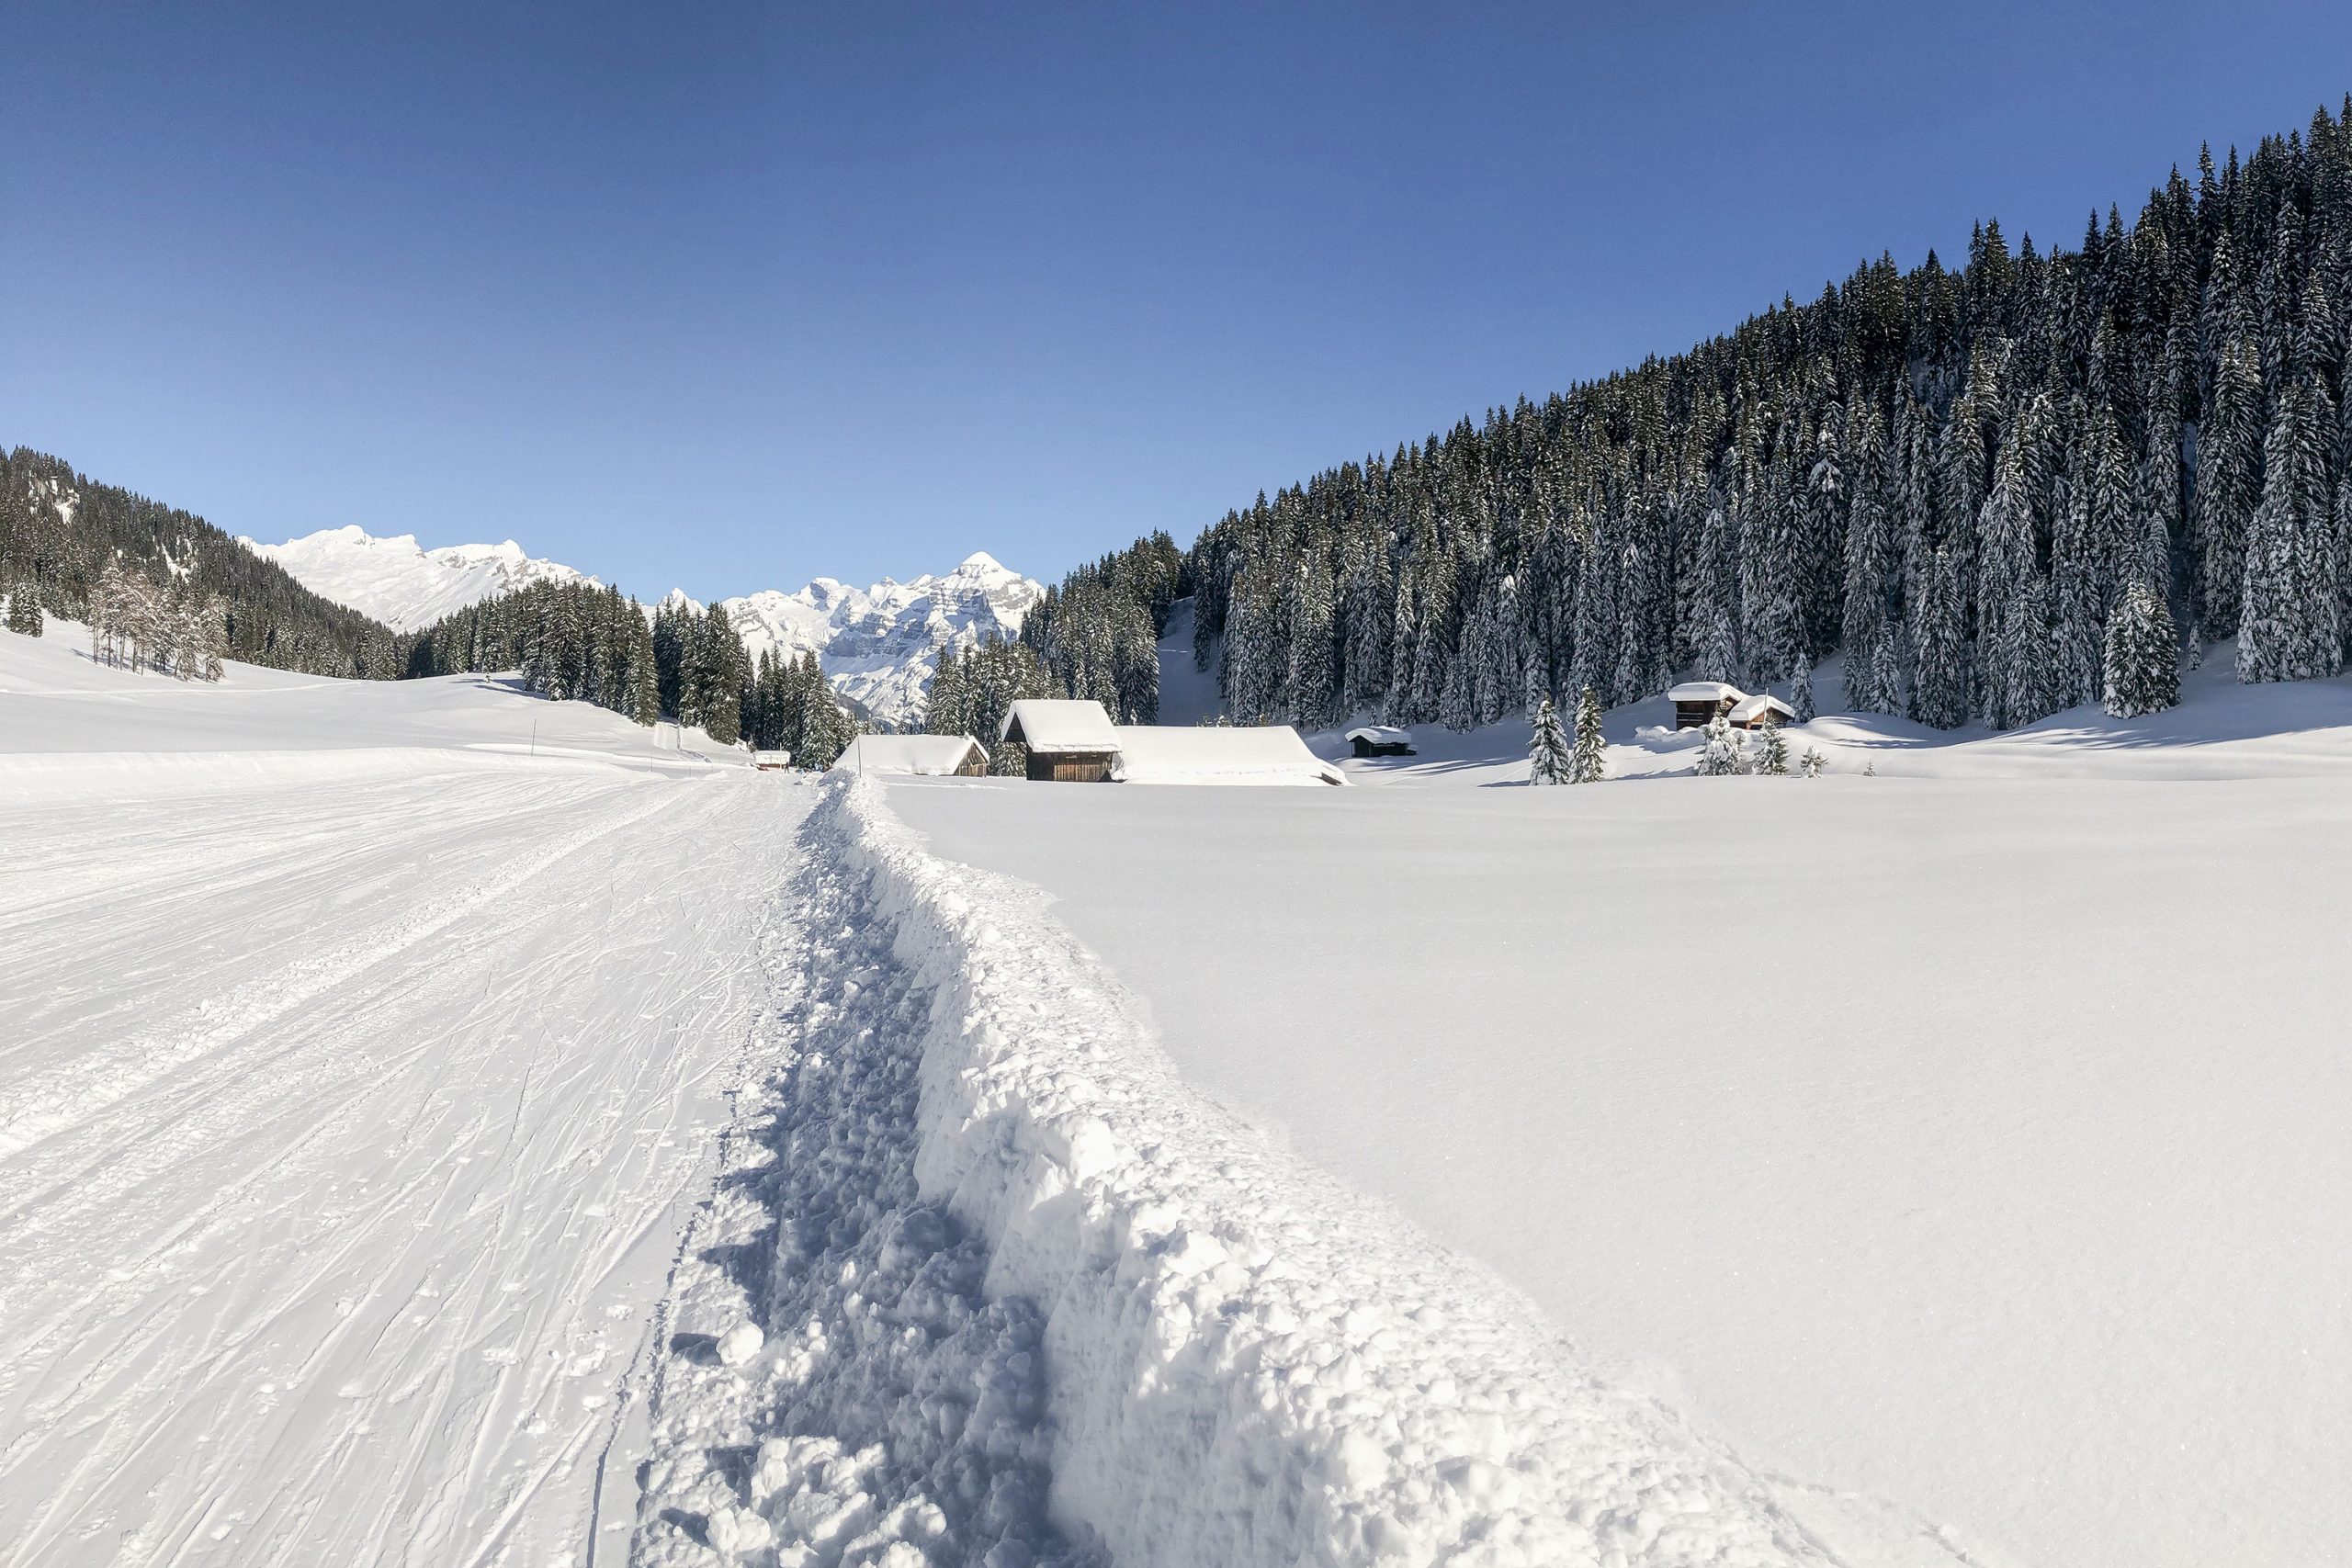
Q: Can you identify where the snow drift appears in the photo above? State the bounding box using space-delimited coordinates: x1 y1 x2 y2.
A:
637 774 1953 1567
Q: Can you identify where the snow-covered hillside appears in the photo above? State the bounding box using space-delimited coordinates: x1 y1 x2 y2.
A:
713 551 1041 726
243 525 597 631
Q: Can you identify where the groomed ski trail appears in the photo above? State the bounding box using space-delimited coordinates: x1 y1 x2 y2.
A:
0 754 811 1567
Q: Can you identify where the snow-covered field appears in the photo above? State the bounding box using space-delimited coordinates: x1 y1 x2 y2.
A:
13 612 2349 1568
885 661 2352 1568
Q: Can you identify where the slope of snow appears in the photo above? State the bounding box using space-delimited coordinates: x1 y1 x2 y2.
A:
718 551 1042 728
243 525 597 631
637 775 1974 1568
0 634 815 1565
884 665 2352 1568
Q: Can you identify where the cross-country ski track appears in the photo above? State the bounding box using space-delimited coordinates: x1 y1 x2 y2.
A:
0 751 808 1566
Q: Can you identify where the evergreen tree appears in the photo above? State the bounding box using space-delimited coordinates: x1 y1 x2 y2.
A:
5 580 42 636
1790 660 1815 723
1570 685 1608 783
1695 712 1747 776
1798 746 1826 778
1528 696 1572 784
2103 581 2181 716
2237 376 2340 683
1754 711 1790 775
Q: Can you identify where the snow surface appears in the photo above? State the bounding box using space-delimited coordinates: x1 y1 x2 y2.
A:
243 525 598 631
1000 697 1121 752
1112 723 1345 785
0 634 812 1564
885 660 2352 1568
636 777 1948 1568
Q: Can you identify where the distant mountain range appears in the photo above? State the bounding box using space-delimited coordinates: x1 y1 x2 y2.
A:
242 527 599 633
247 525 1043 726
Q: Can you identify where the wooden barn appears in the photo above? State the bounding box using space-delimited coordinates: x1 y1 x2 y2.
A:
1668 681 1746 729
1727 693 1797 730
1342 725 1416 758
752 749 794 771
828 734 989 777
1000 699 1122 782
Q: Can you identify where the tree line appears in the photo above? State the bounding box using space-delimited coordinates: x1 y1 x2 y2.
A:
1026 100 2352 736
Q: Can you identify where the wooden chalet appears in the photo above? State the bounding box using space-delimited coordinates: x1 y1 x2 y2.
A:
1342 725 1416 758
1668 682 1745 729
1726 694 1797 730
1000 699 1122 782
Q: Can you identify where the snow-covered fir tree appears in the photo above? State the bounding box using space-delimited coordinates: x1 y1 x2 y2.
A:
1570 685 1608 783
1798 746 1826 778
1694 712 1747 776
1528 696 1572 784
1790 660 1815 723
1754 712 1790 775
2103 581 2181 716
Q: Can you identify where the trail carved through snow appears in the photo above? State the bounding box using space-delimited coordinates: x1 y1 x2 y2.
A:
0 757 809 1568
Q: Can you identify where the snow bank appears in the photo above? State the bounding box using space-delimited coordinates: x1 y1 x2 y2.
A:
691 775 1889 1568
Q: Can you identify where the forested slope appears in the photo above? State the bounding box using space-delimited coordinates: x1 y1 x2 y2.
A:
1030 100 2352 734
0 447 398 676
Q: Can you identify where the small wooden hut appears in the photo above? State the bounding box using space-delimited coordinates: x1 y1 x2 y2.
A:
1726 693 1797 730
1668 682 1746 729
1000 699 1122 782
752 749 795 771
828 734 989 777
1342 725 1416 758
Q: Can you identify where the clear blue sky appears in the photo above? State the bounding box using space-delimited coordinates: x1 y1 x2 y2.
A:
6 3 2350 601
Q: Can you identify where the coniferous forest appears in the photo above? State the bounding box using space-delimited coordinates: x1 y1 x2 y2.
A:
1 446 397 676
1028 102 2352 736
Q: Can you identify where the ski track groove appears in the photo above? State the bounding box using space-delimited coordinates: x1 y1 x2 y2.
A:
0 759 812 1567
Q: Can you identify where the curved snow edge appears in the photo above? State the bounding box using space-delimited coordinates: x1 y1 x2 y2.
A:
825 775 1972 1568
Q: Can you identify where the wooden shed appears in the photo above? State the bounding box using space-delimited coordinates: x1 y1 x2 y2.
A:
752 749 794 771
1668 681 1746 729
1726 693 1797 730
1342 725 1416 758
1000 699 1122 782
828 734 989 777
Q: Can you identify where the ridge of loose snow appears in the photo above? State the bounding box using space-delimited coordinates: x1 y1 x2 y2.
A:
635 775 1982 1567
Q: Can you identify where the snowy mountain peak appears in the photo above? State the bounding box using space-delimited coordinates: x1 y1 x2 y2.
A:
243 526 596 633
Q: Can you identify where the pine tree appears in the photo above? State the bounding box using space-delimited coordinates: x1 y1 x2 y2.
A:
2238 377 2340 682
1909 549 1971 728
1570 686 1608 783
2103 581 2181 716
5 581 42 637
1798 746 1826 778
1754 712 1790 775
1790 660 1815 723
1528 697 1572 784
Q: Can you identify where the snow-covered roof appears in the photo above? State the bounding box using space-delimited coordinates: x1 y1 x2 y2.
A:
753 749 793 765
1111 725 1347 786
1001 699 1121 753
1343 725 1412 744
1728 694 1796 723
829 733 989 775
1668 681 1747 703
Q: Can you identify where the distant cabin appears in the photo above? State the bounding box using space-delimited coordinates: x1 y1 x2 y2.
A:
1113 725 1347 786
1668 682 1745 729
752 749 794 771
1342 725 1416 758
1000 699 1123 782
829 733 989 777
1726 694 1797 730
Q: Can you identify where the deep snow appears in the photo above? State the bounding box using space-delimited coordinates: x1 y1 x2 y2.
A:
885 665 2352 1568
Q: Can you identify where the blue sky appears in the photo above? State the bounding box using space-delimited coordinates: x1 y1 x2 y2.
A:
6 3 2351 601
